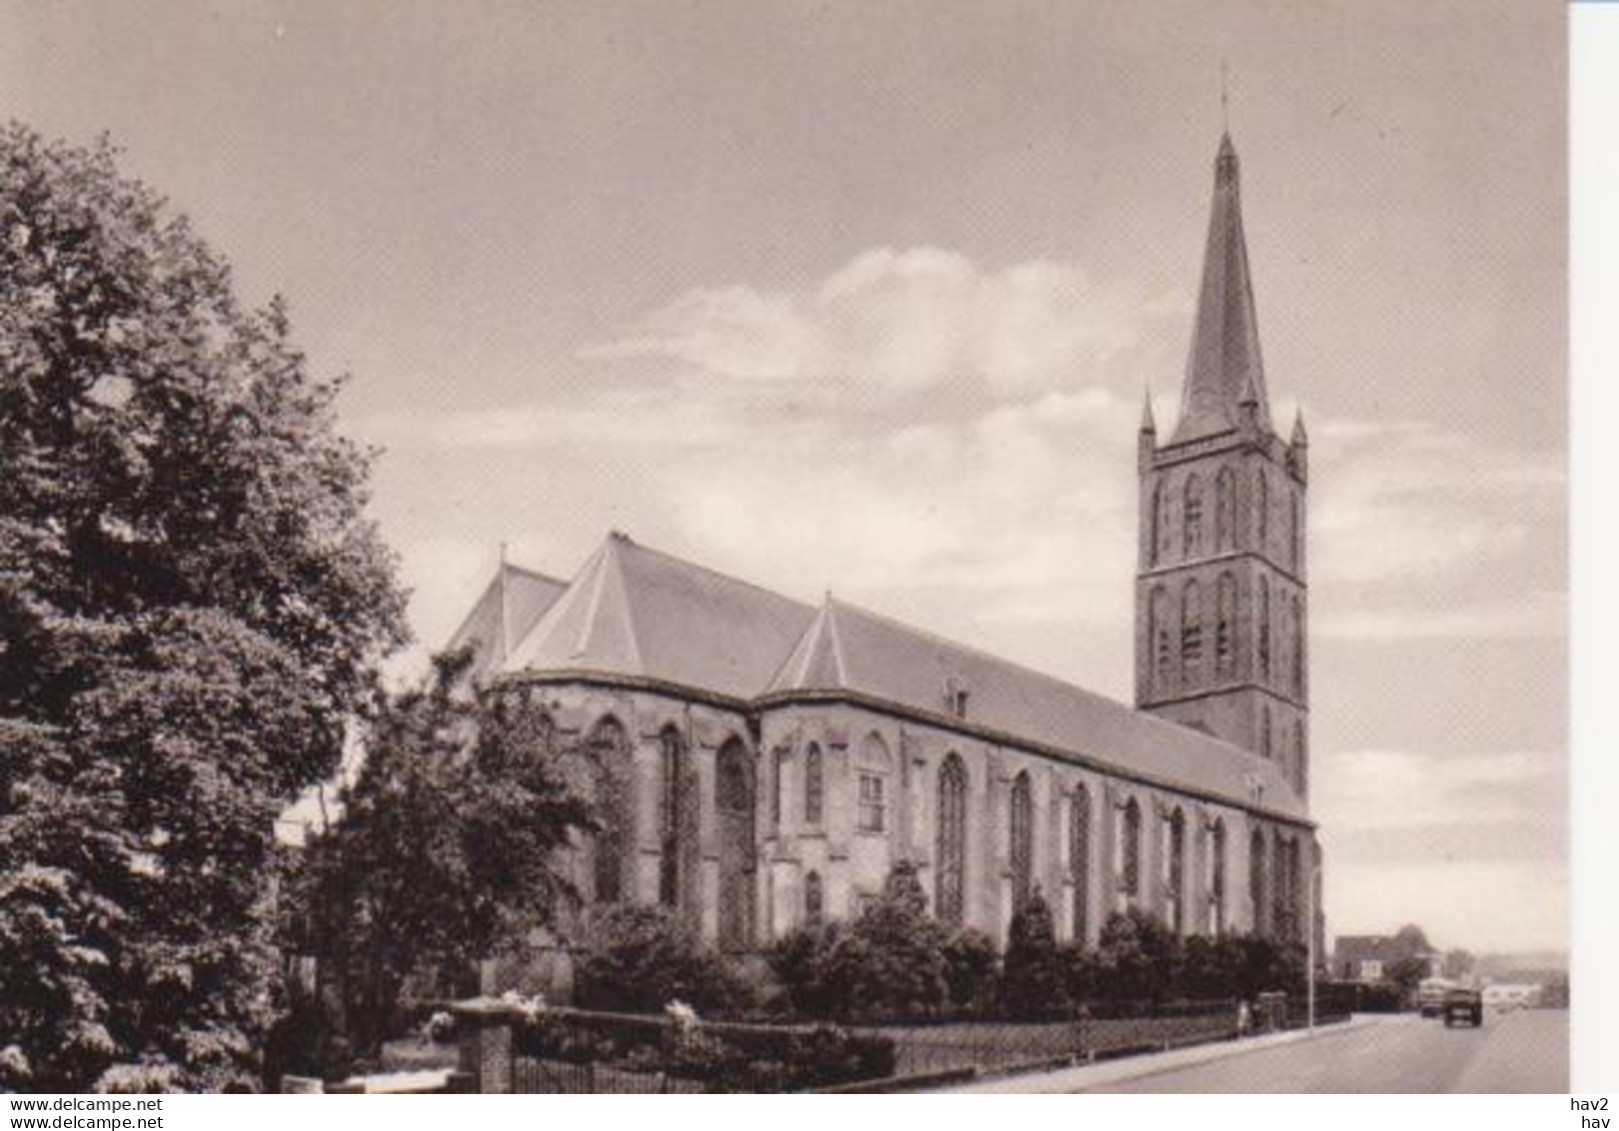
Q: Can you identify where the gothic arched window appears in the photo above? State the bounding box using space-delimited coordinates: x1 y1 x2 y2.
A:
1292 595 1304 696
1216 467 1237 551
804 871 824 924
1180 580 1203 682
1262 707 1272 760
772 746 787 830
1164 807 1187 934
1183 474 1204 557
1291 491 1302 568
1009 771 1034 913
1152 586 1173 690
1151 480 1167 565
1249 828 1268 936
936 754 968 927
804 743 824 826
1070 784 1091 941
1258 575 1272 680
1120 797 1142 898
1258 469 1270 552
1215 572 1237 678
658 727 693 909
1208 819 1227 936
855 734 891 834
1272 836 1293 944
586 718 629 904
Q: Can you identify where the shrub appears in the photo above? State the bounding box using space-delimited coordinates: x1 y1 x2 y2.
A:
1001 889 1069 1019
1060 941 1103 1005
1096 908 1181 1006
574 905 746 1015
941 928 1000 1015
767 861 949 1021
767 920 845 1018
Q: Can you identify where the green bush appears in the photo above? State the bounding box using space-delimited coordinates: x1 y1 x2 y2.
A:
767 861 949 1021
1096 908 1181 1006
1001 889 1069 1019
574 905 747 1015
767 920 845 1018
1060 941 1103 1005
941 928 1000 1014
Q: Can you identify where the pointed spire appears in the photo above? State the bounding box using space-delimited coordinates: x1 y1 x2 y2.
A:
1291 408 1309 445
1140 387 1157 433
1172 132 1271 443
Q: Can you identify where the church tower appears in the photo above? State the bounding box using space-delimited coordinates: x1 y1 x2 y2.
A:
1135 133 1310 800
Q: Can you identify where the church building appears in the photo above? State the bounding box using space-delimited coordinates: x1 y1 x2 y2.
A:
446 132 1321 957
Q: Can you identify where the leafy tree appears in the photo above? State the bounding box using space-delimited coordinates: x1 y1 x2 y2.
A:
1392 924 1432 958
767 919 844 1019
575 903 745 1016
0 123 406 1091
1060 941 1103 1006
770 861 949 1021
1001 889 1068 1019
290 652 593 1053
1441 948 1474 981
1384 954 1432 995
818 861 949 1020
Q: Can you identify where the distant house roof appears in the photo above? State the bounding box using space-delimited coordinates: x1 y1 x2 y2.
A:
463 531 1308 823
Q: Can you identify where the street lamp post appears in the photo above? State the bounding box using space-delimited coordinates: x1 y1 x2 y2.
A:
1305 860 1322 1030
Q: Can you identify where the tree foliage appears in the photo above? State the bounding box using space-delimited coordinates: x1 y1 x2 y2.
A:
0 122 406 1091
767 861 949 1021
1001 889 1068 1019
574 903 746 1016
289 651 594 1053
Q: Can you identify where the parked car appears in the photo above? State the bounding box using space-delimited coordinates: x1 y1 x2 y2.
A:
1442 987 1483 1028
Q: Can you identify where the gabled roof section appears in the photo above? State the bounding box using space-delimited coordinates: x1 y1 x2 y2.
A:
771 596 1305 820
442 562 568 686
1172 132 1272 444
503 532 817 700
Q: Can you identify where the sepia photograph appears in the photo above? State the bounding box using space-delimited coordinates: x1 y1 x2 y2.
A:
0 0 1576 1098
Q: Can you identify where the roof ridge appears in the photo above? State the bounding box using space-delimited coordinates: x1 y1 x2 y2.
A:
503 562 568 588
617 534 817 612
823 594 1288 770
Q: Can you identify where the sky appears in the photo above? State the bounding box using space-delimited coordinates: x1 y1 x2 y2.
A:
1 0 1567 955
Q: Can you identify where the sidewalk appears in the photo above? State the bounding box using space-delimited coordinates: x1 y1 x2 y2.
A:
930 1014 1397 1093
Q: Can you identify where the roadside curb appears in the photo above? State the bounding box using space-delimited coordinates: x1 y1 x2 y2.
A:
929 1015 1388 1093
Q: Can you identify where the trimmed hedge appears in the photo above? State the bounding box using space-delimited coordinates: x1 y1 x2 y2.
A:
513 1006 896 1092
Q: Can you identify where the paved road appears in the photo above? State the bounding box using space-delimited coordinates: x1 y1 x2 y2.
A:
1086 1010 1568 1093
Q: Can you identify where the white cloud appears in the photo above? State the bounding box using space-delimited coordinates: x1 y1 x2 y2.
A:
1310 419 1563 591
1317 590 1566 641
1315 747 1565 835
577 285 823 382
1314 746 1567 950
578 245 1170 397
1325 858 1567 954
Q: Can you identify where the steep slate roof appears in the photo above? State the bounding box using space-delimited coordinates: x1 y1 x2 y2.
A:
474 532 1304 823
767 596 1306 821
1172 133 1272 444
501 532 817 700
443 563 568 685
